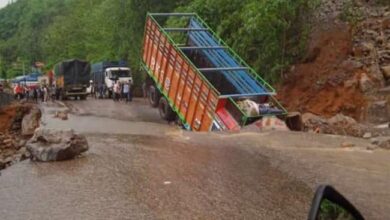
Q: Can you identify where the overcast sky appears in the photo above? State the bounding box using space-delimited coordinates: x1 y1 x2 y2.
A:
0 0 9 9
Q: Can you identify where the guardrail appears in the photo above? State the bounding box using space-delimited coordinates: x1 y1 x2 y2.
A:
0 92 14 108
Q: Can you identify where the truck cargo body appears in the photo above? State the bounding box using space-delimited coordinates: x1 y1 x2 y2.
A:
54 59 90 99
142 13 286 131
91 61 132 98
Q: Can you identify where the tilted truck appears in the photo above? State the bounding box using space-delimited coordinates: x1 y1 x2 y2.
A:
141 13 287 131
90 61 132 98
54 59 90 100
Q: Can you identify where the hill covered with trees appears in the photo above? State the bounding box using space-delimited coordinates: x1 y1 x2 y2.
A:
0 0 316 85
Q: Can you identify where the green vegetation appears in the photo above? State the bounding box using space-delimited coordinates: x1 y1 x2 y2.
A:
0 0 316 85
340 0 363 28
319 199 355 220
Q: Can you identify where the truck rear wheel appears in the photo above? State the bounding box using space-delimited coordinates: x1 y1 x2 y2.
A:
149 85 161 108
158 97 176 121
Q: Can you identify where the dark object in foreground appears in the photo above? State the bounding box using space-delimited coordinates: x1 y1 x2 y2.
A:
308 185 364 220
26 128 89 161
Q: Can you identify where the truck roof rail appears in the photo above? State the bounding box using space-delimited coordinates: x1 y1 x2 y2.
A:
198 67 250 72
163 28 208 32
149 13 196 17
178 46 228 50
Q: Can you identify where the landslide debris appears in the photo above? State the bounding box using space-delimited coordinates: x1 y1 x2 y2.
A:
0 103 38 170
277 0 389 140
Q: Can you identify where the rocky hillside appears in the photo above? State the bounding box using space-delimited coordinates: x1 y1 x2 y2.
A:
278 0 389 129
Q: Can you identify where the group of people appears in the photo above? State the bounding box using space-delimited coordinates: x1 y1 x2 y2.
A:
13 84 52 103
112 80 132 102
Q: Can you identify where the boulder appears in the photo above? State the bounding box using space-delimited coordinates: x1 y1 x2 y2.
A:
371 136 390 150
302 113 333 133
285 112 303 131
381 65 390 80
359 72 375 93
366 100 390 123
21 107 41 136
54 111 68 120
328 114 364 137
26 128 89 162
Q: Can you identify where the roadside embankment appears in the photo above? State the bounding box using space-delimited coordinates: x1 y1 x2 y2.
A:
0 102 40 170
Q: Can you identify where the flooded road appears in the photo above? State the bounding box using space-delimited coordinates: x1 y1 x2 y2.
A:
0 98 389 219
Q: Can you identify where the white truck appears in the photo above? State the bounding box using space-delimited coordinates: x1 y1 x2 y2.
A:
91 61 132 98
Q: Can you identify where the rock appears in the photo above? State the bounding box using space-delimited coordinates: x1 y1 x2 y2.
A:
3 138 12 145
54 111 68 120
367 100 390 123
353 42 374 57
285 112 303 131
302 113 333 133
344 78 358 88
371 136 390 150
26 128 89 162
341 60 363 71
363 132 372 139
378 86 390 95
21 108 41 136
382 18 390 29
381 65 390 80
374 123 390 129
368 64 385 85
359 72 375 93
328 114 364 137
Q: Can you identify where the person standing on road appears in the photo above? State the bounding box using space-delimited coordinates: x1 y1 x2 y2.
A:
120 82 124 102
123 82 129 103
142 82 147 98
33 87 38 103
128 80 133 102
43 85 48 103
24 86 29 101
113 81 120 102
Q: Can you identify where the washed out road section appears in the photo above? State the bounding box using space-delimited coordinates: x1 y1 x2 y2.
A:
0 98 389 219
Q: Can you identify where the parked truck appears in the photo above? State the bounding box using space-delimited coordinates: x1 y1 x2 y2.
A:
90 61 132 98
141 13 287 131
53 59 90 100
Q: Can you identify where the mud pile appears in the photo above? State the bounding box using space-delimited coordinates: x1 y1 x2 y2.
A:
278 23 367 120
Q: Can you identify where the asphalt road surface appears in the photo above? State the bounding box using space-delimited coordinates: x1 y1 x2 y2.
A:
0 98 389 219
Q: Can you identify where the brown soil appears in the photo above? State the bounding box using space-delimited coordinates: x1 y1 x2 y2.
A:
0 104 19 133
277 23 367 121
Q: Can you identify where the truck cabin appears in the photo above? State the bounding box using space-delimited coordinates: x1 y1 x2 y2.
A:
105 67 132 81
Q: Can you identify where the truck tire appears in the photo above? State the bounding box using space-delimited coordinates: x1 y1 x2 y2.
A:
80 95 87 100
149 85 161 108
158 97 176 121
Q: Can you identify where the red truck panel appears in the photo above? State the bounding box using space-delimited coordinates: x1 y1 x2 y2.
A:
142 17 218 131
